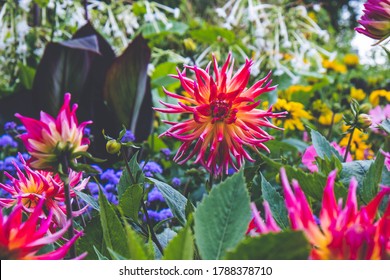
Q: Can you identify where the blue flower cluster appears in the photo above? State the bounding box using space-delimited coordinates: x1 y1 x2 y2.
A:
140 161 163 177
160 148 171 160
87 166 121 205
147 208 173 222
121 130 135 142
0 153 29 175
0 135 18 149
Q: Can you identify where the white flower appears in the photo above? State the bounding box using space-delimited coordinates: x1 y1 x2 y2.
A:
19 0 31 12
16 21 30 37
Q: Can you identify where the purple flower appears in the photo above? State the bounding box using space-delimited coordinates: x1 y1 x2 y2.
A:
172 177 181 188
4 122 17 132
84 127 91 137
121 130 135 142
146 208 173 222
140 161 163 177
0 135 18 148
148 187 165 203
160 148 171 159
369 104 390 134
101 169 120 185
355 0 390 42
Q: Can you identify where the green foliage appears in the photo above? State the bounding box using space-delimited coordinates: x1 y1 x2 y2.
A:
311 129 343 162
117 152 145 198
163 220 194 260
118 184 144 221
360 152 385 203
124 223 153 260
18 64 35 90
77 217 108 260
225 231 310 260
379 119 390 134
194 171 251 260
74 190 99 211
147 177 188 226
257 174 289 229
98 188 129 259
259 154 347 201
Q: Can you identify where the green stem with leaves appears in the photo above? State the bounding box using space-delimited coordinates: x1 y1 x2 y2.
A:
120 147 164 255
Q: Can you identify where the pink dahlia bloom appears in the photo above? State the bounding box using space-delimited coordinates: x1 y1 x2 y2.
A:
0 155 89 228
0 199 84 259
155 54 287 175
302 142 352 172
369 104 390 134
355 0 390 43
16 93 92 170
250 168 390 259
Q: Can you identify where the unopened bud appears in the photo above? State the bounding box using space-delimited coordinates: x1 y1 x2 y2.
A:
106 139 121 154
359 103 372 114
357 114 372 129
183 38 196 51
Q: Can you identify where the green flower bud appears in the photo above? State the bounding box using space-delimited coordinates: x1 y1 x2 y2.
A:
357 114 372 129
359 103 372 114
106 139 121 154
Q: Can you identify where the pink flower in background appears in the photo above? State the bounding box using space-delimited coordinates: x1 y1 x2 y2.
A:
0 199 84 260
0 155 89 228
355 0 390 43
382 150 390 171
250 168 390 259
302 142 352 172
16 93 92 170
155 54 287 175
369 104 390 134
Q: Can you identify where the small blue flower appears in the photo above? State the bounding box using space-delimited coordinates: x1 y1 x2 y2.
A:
172 177 181 188
4 122 17 132
140 161 163 177
147 187 165 203
160 148 171 159
121 130 135 142
0 135 18 148
100 169 120 185
16 125 26 134
84 127 91 137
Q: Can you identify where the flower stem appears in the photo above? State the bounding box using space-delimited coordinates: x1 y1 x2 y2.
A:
326 111 335 139
344 127 355 162
207 172 214 192
61 157 76 258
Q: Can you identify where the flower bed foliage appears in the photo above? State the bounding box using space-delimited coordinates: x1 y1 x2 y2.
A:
0 0 389 260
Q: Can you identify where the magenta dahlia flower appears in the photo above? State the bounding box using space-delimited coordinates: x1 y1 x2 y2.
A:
250 168 390 259
0 155 89 228
155 54 287 175
16 93 92 170
355 0 390 43
0 199 84 260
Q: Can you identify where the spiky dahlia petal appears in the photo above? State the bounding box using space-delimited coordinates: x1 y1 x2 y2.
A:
155 54 286 175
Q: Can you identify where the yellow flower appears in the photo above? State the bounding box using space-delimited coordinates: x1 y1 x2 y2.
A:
340 128 374 160
343 54 359 67
318 110 342 126
183 38 196 51
322 59 347 74
350 87 366 102
279 84 312 100
273 98 312 131
369 89 390 106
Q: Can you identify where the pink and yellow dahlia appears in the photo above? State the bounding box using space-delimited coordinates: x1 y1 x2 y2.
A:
155 54 286 175
16 93 91 170
250 168 390 259
0 155 89 228
0 199 84 260
355 0 390 43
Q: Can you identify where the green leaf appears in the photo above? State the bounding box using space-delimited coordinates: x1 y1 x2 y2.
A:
163 222 194 260
147 177 188 226
74 190 99 211
107 248 127 260
258 174 289 229
98 188 129 259
118 184 143 221
259 154 347 201
379 119 390 134
225 231 310 260
340 160 373 191
155 228 177 259
77 217 109 260
360 152 385 203
311 129 343 162
190 26 236 44
194 170 251 260
18 64 36 90
103 35 153 142
93 246 109 260
118 152 145 198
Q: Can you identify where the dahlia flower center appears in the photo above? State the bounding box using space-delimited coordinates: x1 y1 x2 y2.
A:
210 99 234 123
